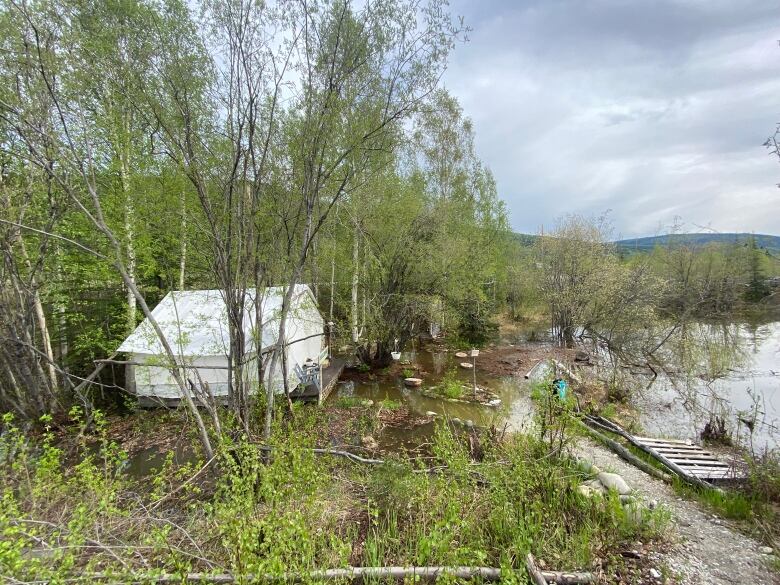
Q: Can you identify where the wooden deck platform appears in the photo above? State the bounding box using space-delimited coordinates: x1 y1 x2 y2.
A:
633 436 745 481
289 357 346 404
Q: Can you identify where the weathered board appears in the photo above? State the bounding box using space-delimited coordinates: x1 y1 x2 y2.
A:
633 436 744 481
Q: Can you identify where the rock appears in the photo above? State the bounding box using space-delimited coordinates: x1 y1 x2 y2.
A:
649 568 661 579
584 478 606 492
574 350 590 363
598 471 631 495
361 435 378 449
759 546 774 555
404 377 422 387
451 417 462 425
487 399 501 407
619 494 636 505
577 460 601 476
647 499 658 510
425 411 438 417
623 503 645 525
577 485 602 498
464 419 474 429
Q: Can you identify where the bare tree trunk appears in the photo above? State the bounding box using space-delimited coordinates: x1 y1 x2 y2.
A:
329 256 335 322
179 189 187 290
17 236 57 393
55 243 68 364
119 138 137 333
351 219 360 344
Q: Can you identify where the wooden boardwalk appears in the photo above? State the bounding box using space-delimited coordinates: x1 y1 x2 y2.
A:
583 414 745 487
633 436 744 481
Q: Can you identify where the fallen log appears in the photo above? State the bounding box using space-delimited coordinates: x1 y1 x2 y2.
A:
577 419 673 483
525 359 550 380
524 359 582 386
551 359 581 384
257 444 384 465
525 554 548 585
36 565 594 584
255 445 489 485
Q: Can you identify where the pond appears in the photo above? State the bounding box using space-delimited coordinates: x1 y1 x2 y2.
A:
634 321 780 452
124 319 779 476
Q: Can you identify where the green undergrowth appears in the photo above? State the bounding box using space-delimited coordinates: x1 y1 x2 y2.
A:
433 368 466 399
0 407 668 583
334 395 372 408
377 398 402 410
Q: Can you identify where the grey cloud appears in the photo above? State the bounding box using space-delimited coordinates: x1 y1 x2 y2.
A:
443 0 780 236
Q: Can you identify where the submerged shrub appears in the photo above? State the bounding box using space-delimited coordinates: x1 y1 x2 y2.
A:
435 369 465 399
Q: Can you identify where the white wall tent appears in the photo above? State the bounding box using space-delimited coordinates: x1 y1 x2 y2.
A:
117 285 324 401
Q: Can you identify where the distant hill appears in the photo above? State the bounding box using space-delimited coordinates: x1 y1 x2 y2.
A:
511 232 780 254
614 233 780 254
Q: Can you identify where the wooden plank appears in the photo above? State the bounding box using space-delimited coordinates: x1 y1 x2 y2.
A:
634 436 695 445
654 448 715 456
658 453 720 461
687 467 736 475
684 468 739 475
646 443 709 453
642 443 702 451
661 452 725 460
668 459 730 468
677 463 735 470
681 463 739 471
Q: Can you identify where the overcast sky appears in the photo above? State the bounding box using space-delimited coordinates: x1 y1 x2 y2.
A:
442 0 780 238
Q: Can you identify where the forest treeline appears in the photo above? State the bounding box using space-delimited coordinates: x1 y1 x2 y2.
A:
507 216 778 384
1 0 777 441
0 0 509 444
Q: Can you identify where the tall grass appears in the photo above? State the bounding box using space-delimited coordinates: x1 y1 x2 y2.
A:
0 407 667 582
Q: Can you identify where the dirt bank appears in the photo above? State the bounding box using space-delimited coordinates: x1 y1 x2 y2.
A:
466 342 576 377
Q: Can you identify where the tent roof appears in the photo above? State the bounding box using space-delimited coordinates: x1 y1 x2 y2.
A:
117 285 320 356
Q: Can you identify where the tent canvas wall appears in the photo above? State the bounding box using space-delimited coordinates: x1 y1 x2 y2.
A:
117 285 324 401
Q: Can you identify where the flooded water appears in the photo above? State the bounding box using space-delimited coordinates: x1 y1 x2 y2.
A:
634 321 780 452
326 349 537 450
122 320 778 475
123 443 196 477
328 321 780 454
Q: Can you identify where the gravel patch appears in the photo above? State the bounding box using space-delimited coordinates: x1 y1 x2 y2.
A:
576 438 778 584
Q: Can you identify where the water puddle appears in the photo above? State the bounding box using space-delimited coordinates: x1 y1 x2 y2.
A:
326 349 537 449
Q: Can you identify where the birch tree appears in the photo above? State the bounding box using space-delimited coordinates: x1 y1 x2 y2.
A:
0 0 217 457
